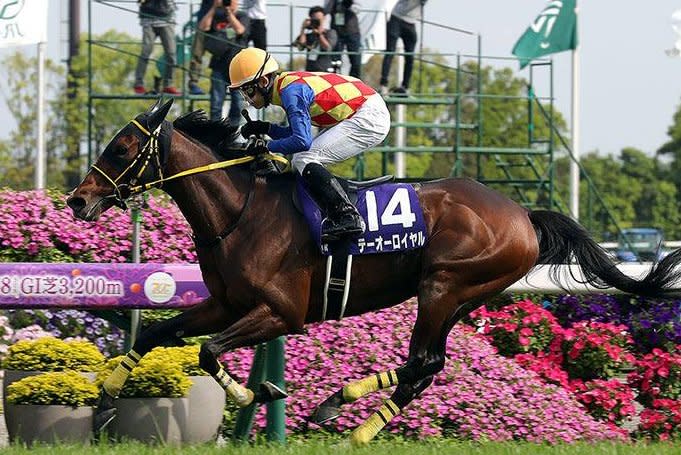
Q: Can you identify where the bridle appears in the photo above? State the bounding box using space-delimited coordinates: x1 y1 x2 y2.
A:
91 119 166 210
89 117 287 211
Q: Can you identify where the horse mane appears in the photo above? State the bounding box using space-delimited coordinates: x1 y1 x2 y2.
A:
172 109 241 155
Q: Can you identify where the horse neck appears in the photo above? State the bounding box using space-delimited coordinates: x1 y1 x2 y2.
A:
161 131 251 240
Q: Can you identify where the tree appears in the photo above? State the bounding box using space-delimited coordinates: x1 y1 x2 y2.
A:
657 97 681 199
67 30 169 168
0 51 65 189
0 30 184 190
554 148 681 238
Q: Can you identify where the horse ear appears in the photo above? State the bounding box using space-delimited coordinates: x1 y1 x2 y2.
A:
146 98 163 114
146 99 174 131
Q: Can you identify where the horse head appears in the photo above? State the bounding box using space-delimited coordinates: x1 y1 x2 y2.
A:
67 99 174 220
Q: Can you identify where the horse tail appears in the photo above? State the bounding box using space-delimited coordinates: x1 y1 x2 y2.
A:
529 210 681 298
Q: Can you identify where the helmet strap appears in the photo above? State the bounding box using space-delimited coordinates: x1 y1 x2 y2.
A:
253 52 274 107
257 75 276 107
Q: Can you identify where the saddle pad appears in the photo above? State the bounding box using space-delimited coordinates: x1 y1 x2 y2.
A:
297 179 428 256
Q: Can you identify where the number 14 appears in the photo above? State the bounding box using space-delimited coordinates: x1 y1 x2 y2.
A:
364 188 417 232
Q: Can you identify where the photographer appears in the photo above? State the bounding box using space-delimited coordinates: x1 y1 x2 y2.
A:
199 0 249 123
294 6 337 72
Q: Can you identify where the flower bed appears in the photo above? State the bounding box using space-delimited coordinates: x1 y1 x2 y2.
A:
560 321 635 381
551 295 681 353
0 189 195 263
628 348 681 407
470 299 561 356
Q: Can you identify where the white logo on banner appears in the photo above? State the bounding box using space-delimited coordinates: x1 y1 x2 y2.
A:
529 1 563 49
144 272 177 304
0 0 48 48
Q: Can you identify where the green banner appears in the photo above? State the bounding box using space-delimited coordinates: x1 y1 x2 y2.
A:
512 0 578 69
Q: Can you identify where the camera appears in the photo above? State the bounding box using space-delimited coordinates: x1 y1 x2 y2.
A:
306 18 321 30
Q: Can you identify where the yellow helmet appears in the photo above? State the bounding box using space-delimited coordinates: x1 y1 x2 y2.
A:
228 48 279 89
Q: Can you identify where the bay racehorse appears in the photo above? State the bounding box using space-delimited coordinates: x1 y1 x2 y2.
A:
67 100 681 444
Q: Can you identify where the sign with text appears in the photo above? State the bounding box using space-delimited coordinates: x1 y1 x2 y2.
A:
0 263 210 309
0 0 48 48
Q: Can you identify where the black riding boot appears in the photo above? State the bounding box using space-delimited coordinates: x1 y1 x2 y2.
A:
302 163 365 242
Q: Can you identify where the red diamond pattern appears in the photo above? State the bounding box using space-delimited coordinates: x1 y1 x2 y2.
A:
276 71 378 127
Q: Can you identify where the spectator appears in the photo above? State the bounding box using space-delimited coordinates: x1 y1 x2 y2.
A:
241 0 267 50
134 0 181 95
187 0 213 95
204 0 248 123
379 0 427 96
294 6 337 72
324 0 361 78
200 0 249 124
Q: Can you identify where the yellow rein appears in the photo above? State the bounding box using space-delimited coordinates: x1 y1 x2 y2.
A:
128 152 289 193
92 119 290 197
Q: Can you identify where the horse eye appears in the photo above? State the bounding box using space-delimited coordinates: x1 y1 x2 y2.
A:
115 144 127 155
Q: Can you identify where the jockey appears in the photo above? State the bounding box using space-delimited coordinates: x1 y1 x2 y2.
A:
228 47 390 242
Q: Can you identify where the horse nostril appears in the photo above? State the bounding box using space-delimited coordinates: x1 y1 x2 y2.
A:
67 196 86 212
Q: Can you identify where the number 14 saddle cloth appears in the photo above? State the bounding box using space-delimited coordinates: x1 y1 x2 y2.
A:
296 178 428 256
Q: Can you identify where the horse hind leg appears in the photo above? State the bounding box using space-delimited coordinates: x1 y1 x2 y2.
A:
349 285 457 444
310 369 399 425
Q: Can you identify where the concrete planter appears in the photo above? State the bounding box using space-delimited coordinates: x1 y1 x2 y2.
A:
3 370 97 433
111 397 189 445
184 375 225 443
5 404 93 445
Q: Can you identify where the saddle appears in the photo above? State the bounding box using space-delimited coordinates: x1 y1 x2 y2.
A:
339 175 395 205
293 175 395 211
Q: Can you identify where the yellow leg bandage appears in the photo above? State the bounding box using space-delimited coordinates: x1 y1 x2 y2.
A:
343 370 398 402
350 399 401 445
213 368 254 408
102 350 141 397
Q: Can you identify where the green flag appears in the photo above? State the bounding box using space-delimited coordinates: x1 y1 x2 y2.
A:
512 0 578 69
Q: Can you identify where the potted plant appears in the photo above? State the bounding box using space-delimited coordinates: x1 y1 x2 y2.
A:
97 349 192 445
148 345 226 443
2 337 105 431
5 371 99 445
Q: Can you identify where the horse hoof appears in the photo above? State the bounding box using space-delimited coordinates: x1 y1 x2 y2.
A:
93 407 116 439
254 381 287 403
309 390 344 425
93 392 117 440
309 405 341 425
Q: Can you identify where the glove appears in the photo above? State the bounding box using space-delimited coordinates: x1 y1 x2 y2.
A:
240 121 271 139
246 141 269 156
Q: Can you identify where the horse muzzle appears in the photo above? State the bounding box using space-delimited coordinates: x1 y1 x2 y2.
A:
66 193 110 221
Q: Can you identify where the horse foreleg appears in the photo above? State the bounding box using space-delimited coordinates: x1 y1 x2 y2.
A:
95 297 231 435
198 303 289 408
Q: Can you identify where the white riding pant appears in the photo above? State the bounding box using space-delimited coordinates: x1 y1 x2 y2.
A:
290 94 391 174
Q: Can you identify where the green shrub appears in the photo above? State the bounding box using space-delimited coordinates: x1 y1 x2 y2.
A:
97 348 192 398
6 371 99 406
147 345 205 376
2 337 105 371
